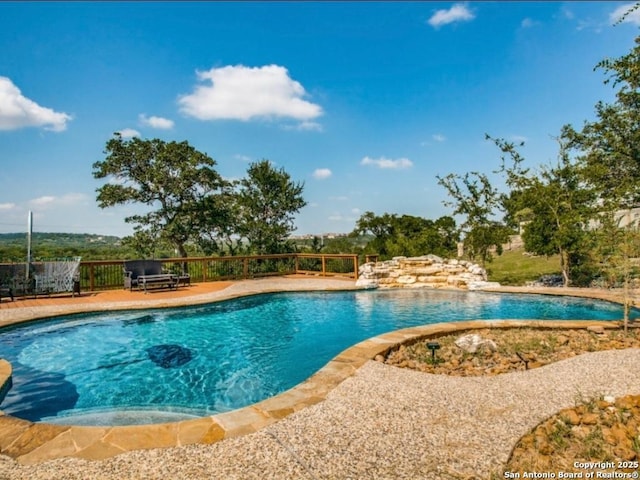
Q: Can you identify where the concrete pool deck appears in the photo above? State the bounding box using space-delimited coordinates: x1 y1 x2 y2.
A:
0 277 638 478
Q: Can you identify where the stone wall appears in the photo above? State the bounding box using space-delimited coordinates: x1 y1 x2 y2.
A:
355 254 500 290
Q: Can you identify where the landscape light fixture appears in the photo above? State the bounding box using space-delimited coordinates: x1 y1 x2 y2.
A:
426 341 441 364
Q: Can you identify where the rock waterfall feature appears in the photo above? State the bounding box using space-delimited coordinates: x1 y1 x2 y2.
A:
355 255 500 290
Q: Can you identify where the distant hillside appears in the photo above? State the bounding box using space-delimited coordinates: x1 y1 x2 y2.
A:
0 232 123 247
0 232 125 261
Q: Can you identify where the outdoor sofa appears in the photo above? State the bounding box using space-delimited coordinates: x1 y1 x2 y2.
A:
123 260 190 293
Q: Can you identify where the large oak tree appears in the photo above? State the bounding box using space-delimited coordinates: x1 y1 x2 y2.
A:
92 134 231 258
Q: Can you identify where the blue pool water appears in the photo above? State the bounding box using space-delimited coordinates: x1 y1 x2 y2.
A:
0 289 634 426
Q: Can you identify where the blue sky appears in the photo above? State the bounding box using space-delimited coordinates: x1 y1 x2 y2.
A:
0 2 638 238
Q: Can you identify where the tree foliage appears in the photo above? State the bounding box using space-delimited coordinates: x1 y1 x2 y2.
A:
560 26 640 322
352 211 458 259
562 35 640 210
93 134 231 258
492 135 597 286
234 160 307 255
436 170 509 265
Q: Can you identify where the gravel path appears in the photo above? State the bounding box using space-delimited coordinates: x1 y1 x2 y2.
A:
2 348 639 480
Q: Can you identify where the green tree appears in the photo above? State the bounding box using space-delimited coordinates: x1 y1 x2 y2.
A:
351 212 458 259
352 211 396 257
92 134 231 258
309 236 323 253
235 160 307 255
493 135 597 286
322 236 363 255
120 229 161 259
194 191 240 255
436 170 508 266
562 35 640 210
560 28 640 326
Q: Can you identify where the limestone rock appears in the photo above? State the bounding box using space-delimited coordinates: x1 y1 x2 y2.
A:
581 413 599 425
587 325 605 335
357 254 495 290
468 281 501 290
454 334 498 354
562 410 581 425
355 277 379 289
397 275 416 284
414 266 442 275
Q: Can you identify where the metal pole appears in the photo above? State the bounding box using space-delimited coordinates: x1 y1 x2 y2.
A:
26 210 32 281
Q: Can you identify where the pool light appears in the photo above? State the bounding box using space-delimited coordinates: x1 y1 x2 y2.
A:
426 341 441 364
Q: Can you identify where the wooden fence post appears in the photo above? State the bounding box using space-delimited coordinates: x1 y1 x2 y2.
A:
89 264 95 291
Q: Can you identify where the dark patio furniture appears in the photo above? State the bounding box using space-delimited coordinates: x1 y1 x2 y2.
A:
124 260 189 292
176 273 191 287
138 273 178 293
0 264 29 301
0 265 14 302
124 260 160 290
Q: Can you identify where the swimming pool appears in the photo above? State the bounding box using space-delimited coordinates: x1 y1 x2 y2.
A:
0 288 633 426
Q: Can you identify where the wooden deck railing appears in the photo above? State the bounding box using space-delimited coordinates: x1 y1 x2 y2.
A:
77 253 359 291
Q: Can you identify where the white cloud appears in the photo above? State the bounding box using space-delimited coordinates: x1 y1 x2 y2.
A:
328 212 359 223
178 64 323 124
234 154 252 162
118 128 140 138
30 196 56 206
29 193 88 209
329 195 349 201
559 6 574 21
360 156 413 169
58 193 88 205
432 133 446 142
313 168 332 180
428 3 475 28
0 77 71 132
0 202 16 210
138 114 174 129
351 208 361 215
610 3 640 25
284 120 323 132
521 18 538 28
